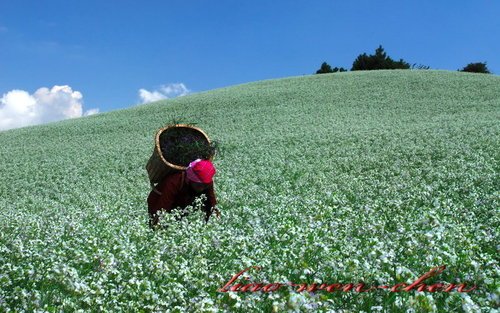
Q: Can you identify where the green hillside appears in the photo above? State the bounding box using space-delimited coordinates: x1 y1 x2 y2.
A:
0 70 498 312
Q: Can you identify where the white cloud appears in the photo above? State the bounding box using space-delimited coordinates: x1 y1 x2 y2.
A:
139 89 167 103
84 108 100 116
0 85 100 131
139 83 190 104
161 83 190 98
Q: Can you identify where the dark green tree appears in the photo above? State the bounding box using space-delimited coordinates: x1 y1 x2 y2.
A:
332 67 348 73
316 62 347 74
316 62 333 74
351 45 410 71
411 63 430 70
459 62 491 74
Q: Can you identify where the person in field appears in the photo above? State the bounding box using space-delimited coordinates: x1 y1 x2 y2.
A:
147 159 219 228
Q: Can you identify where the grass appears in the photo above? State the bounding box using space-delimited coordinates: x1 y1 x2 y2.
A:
0 70 498 312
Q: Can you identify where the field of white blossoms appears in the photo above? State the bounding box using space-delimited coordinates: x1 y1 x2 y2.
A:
0 70 498 312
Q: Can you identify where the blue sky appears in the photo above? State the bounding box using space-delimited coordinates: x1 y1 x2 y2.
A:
0 1 498 130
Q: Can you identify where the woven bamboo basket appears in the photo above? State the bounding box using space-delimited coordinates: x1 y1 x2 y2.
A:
146 124 213 189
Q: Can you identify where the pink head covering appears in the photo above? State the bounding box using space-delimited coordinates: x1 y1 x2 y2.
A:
186 159 216 184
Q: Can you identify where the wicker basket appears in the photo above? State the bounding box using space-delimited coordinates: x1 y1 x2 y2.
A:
146 124 213 188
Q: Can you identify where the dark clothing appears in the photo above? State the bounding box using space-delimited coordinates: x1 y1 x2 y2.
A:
147 171 217 227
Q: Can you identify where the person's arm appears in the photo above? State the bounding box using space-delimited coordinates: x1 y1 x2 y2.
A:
203 183 218 222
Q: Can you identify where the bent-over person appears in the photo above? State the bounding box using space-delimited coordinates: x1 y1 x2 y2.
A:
147 159 219 228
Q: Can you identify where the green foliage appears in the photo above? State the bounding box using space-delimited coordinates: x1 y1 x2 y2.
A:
351 45 410 71
316 62 333 74
0 70 498 311
164 115 198 127
159 126 217 166
459 62 491 74
158 116 221 165
316 62 347 74
411 63 431 70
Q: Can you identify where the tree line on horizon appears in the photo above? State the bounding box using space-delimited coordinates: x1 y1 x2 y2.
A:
316 45 492 74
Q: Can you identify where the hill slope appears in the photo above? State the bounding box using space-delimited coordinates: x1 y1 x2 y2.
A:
0 70 498 311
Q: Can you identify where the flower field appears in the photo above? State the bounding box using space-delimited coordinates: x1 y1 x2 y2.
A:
0 70 498 312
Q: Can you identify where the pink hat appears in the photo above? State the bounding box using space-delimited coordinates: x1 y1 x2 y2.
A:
186 159 216 184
